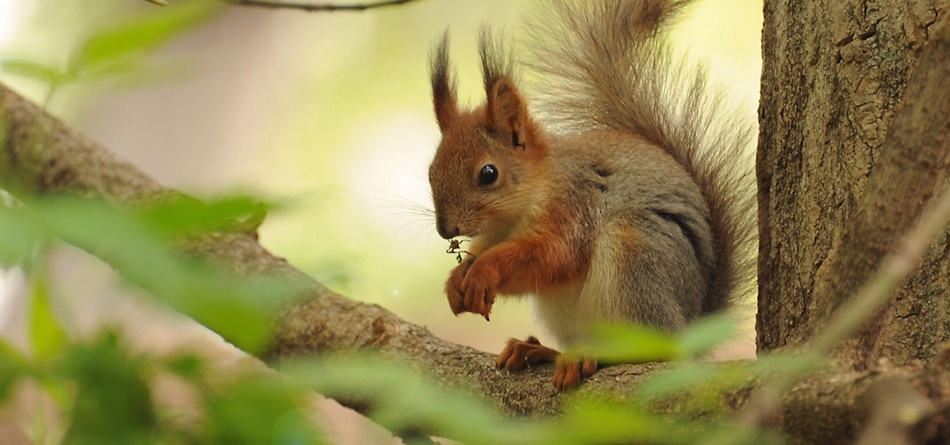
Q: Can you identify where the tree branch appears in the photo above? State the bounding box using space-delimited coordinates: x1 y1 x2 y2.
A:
227 0 417 13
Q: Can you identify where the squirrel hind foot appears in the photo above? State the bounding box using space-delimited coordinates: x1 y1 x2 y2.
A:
496 336 559 371
553 354 598 391
496 336 598 390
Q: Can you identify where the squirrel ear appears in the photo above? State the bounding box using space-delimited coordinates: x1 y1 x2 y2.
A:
486 78 529 149
431 33 458 133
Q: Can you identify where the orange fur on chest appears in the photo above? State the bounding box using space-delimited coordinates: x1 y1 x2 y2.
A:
481 200 592 296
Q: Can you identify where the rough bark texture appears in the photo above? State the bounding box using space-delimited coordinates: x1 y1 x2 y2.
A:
757 0 950 366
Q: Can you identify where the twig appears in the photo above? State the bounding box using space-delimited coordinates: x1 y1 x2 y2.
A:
228 0 416 12
855 377 935 445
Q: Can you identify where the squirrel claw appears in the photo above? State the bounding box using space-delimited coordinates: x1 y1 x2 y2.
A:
445 257 498 319
460 261 498 318
445 258 473 315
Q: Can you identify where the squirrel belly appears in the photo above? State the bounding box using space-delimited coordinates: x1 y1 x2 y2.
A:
534 130 712 348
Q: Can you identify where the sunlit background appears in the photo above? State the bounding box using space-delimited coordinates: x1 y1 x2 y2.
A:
0 0 761 440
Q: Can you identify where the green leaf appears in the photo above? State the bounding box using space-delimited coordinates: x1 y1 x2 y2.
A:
164 354 204 379
635 364 717 399
580 322 681 364
0 204 47 269
0 339 31 403
750 352 826 376
201 375 327 445
137 195 271 238
556 398 715 444
8 196 297 353
0 58 63 85
283 356 555 445
28 272 69 361
60 332 159 445
72 1 223 73
571 315 737 365
676 314 736 357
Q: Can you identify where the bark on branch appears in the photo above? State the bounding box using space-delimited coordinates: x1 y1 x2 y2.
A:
228 0 416 13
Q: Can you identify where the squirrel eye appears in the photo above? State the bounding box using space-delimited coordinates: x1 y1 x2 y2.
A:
478 164 498 186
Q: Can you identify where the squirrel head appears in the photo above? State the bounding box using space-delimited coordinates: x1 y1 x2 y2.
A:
427 32 549 241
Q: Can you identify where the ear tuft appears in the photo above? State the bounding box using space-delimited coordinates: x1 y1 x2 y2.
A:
487 79 530 147
479 29 512 94
480 30 531 149
431 31 458 133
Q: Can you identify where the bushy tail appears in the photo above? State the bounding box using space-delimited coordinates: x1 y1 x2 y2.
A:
525 0 757 313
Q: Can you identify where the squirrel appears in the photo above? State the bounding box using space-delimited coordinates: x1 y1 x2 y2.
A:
427 0 756 390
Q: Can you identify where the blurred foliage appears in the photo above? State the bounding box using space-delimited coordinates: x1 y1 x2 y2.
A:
0 194 795 443
0 192 801 444
0 0 790 444
0 195 293 353
576 314 737 364
0 0 223 103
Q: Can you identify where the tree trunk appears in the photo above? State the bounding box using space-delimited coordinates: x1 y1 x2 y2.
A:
757 0 950 367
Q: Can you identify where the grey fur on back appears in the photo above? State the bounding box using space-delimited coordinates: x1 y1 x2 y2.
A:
524 0 757 316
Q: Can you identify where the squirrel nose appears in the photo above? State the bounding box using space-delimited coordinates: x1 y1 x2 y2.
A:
436 218 459 239
437 225 459 240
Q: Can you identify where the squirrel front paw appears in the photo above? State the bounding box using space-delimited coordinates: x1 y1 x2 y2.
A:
445 258 499 320
445 258 473 315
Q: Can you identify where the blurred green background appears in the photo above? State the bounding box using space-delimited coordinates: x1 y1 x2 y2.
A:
0 0 762 354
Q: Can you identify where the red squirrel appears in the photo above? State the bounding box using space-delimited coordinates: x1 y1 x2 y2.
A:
427 0 755 390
